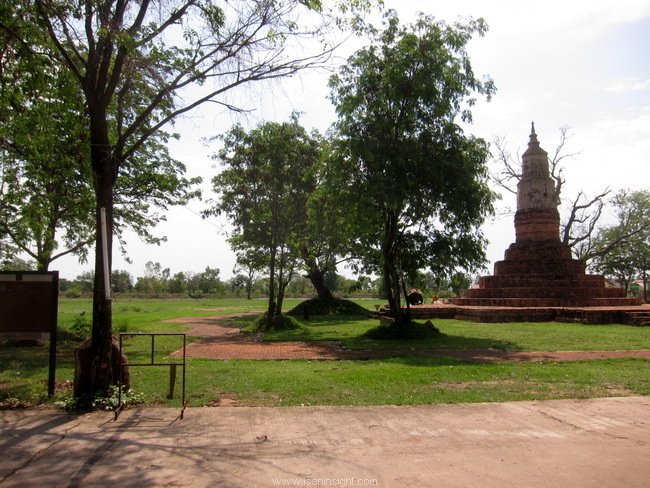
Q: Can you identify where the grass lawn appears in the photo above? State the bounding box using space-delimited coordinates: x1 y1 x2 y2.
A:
56 296 303 332
242 315 650 352
182 357 650 407
1 297 648 409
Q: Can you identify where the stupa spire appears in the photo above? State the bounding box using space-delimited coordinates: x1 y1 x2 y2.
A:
517 124 554 214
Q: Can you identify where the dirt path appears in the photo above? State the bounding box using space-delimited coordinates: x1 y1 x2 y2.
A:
165 313 650 362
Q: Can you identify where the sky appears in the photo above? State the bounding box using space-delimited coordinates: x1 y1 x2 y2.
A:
54 0 650 282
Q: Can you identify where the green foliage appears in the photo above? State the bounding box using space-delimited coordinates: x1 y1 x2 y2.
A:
10 0 361 394
327 10 497 319
112 270 134 293
0 5 200 272
590 189 650 295
207 114 322 316
114 319 129 334
0 4 94 270
69 315 92 338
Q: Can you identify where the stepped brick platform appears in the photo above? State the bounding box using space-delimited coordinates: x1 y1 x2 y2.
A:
451 125 642 313
404 304 650 325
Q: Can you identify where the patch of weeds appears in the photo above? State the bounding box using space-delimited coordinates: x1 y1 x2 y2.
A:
0 396 34 409
69 315 92 338
114 319 129 334
0 383 48 407
8 360 23 374
57 327 85 347
57 385 145 412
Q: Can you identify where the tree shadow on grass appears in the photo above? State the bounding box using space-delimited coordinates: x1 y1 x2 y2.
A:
343 347 520 363
232 313 521 353
353 355 494 367
342 332 521 353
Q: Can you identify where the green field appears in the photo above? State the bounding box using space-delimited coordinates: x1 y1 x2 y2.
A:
1 297 648 409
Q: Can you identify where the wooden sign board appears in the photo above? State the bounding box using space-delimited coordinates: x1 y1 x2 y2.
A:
0 271 59 395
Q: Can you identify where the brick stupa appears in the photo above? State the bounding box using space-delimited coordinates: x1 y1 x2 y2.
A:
452 124 641 308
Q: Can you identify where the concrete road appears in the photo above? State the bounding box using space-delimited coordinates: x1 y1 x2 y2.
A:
1 397 648 487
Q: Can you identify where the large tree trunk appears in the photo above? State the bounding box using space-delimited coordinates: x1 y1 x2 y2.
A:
267 249 277 318
384 258 407 322
89 160 116 395
246 277 253 300
305 268 333 300
276 253 294 317
301 249 333 300
383 213 408 324
76 110 125 396
276 282 285 317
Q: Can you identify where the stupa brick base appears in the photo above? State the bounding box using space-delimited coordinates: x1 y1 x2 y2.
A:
451 126 642 310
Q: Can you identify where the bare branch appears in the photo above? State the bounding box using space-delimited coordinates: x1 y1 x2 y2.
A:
489 135 520 195
561 188 611 248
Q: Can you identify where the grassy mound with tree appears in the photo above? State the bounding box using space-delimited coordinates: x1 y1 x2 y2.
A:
287 297 370 317
247 313 307 333
363 319 441 340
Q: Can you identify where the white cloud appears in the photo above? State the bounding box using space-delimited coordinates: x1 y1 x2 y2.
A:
607 78 650 92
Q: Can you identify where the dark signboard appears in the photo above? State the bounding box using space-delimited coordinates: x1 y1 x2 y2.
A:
0 271 59 395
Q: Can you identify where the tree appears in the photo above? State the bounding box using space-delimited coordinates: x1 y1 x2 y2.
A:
1 5 198 273
111 269 133 293
10 0 366 395
197 266 224 296
233 249 267 300
169 272 189 295
73 271 95 295
229 273 249 298
297 135 356 300
327 11 496 325
138 261 170 295
206 115 319 325
590 190 650 299
0 4 95 270
0 254 33 271
212 122 350 304
449 271 472 297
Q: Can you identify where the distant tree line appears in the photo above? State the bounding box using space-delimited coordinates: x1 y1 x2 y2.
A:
58 262 381 299
58 261 473 301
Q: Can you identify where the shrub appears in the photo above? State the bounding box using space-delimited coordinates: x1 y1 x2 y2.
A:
69 315 92 338
65 288 82 298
